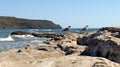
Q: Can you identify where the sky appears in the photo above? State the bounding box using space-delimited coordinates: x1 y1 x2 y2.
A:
0 0 120 28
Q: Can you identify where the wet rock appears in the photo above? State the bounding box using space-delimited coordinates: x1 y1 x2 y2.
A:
11 31 65 40
11 31 32 35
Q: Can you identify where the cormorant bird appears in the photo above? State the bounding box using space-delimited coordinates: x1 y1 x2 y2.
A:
63 26 71 32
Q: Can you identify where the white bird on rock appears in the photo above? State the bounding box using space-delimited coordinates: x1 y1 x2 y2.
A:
63 26 71 32
81 25 89 33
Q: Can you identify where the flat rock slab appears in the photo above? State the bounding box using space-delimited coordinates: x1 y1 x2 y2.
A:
0 56 119 67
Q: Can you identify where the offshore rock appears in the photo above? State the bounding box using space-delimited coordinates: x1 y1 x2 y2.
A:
11 31 65 40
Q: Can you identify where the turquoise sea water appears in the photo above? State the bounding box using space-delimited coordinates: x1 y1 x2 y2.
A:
0 28 98 51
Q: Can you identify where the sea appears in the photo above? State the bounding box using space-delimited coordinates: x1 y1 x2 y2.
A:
0 28 98 51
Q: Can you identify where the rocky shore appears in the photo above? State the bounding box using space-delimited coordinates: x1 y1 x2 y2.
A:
1 26 120 67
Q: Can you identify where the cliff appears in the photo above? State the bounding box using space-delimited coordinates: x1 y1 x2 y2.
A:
0 16 62 29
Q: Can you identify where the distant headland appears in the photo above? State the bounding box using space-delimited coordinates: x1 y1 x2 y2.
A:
0 16 62 29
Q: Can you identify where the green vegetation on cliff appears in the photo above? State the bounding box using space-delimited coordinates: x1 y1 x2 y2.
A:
0 16 62 29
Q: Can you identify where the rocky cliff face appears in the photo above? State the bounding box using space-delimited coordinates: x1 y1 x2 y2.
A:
0 16 62 29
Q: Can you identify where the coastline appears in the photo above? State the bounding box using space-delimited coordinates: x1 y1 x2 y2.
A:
0 27 120 67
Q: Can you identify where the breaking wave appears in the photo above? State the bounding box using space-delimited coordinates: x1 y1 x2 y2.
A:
0 35 14 41
13 35 34 38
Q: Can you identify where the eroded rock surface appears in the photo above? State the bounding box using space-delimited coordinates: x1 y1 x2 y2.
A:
77 26 120 63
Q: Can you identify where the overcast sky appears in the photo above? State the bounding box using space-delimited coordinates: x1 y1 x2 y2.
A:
0 0 120 28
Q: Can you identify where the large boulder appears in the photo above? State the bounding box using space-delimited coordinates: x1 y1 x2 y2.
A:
81 31 120 63
77 31 111 46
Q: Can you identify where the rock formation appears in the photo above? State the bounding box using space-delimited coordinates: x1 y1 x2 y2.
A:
77 26 120 63
98 26 120 32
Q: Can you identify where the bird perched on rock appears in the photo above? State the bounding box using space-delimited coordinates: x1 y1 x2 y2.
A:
62 26 71 32
81 25 89 33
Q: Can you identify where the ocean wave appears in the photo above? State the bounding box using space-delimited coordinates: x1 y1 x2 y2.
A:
0 36 14 41
13 35 34 38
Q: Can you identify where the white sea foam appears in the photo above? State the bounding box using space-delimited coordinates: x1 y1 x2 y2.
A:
0 36 14 41
14 35 34 38
30 29 39 31
41 29 52 32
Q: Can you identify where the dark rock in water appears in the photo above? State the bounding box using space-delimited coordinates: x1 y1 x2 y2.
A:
11 31 65 40
0 16 62 29
11 31 32 35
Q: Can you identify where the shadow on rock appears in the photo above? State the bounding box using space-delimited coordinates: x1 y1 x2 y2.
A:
78 29 120 63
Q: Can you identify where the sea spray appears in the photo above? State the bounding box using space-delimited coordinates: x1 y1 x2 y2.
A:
0 35 14 41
